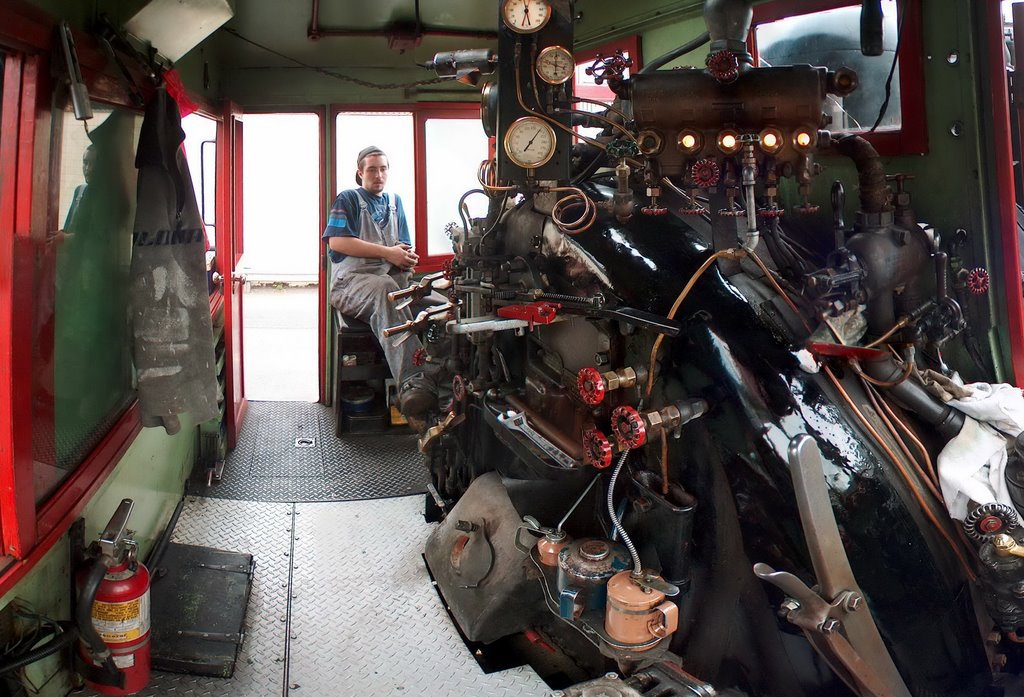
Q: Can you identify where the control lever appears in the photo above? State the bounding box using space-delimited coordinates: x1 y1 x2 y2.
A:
383 301 458 346
58 21 93 121
97 498 135 559
387 271 452 311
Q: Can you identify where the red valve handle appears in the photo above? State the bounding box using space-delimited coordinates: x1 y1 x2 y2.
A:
583 429 613 469
611 405 647 449
577 367 607 406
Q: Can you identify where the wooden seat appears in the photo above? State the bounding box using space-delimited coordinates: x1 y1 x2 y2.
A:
332 309 391 435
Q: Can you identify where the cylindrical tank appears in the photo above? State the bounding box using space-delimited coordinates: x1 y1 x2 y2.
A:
605 570 679 649
557 538 631 620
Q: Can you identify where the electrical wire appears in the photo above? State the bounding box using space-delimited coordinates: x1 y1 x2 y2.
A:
868 0 905 132
221 27 450 90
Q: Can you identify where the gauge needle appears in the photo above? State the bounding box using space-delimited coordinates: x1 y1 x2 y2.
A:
523 129 540 152
522 0 531 26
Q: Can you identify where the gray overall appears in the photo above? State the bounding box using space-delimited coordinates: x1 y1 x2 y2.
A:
328 194 423 385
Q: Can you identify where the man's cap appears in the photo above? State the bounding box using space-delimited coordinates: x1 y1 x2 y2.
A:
355 146 386 184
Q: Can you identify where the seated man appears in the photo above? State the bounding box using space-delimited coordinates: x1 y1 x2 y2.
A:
323 145 441 417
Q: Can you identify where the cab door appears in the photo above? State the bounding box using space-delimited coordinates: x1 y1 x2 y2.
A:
218 102 247 448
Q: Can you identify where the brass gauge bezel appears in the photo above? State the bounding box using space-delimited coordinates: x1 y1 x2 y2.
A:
503 116 558 169
536 45 574 85
501 0 552 34
480 82 498 138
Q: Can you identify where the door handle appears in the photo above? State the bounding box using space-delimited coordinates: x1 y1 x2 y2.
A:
231 273 247 286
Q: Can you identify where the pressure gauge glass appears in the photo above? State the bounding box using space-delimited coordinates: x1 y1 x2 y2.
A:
502 0 552 34
536 45 574 85
504 116 557 169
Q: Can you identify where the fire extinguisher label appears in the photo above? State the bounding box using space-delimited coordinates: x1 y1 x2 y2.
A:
92 590 151 643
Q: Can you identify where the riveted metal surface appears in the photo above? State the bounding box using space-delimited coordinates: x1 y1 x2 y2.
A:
289 496 550 696
197 401 428 502
83 496 293 696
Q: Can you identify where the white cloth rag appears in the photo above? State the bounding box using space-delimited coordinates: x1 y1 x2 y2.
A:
935 381 1024 520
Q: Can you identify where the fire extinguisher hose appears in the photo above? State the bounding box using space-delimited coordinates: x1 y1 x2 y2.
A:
77 556 118 677
0 621 77 674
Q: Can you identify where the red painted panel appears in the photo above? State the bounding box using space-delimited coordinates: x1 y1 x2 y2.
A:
986 3 1024 386
219 104 248 449
750 0 926 155
0 55 23 557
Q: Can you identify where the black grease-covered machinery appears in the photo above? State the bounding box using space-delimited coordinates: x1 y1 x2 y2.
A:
390 0 1020 694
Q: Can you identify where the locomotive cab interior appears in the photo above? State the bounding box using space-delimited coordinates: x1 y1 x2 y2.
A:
1 0 1024 696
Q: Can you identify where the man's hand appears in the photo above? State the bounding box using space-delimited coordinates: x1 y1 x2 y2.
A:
385 243 419 271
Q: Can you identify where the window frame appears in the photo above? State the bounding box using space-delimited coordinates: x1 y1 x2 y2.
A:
329 102 483 273
750 0 927 156
0 0 223 595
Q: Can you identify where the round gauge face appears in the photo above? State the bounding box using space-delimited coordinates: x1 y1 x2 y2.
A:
504 116 557 169
502 0 552 34
536 45 574 85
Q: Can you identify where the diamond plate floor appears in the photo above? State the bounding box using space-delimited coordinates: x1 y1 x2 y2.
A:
198 401 428 502
82 496 550 697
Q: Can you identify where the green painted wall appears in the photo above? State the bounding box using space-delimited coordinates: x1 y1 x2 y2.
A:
0 418 195 696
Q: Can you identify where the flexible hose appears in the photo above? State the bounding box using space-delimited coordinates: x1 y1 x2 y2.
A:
607 451 642 576
77 558 114 665
640 32 712 73
0 621 77 674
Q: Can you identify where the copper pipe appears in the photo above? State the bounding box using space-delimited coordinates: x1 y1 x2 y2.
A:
659 430 670 497
824 366 977 583
506 395 585 461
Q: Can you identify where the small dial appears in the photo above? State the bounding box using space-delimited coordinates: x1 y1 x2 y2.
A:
536 45 574 85
502 0 552 34
504 116 557 169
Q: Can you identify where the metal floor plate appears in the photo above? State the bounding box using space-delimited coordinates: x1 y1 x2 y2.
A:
289 497 549 697
82 496 550 697
198 401 428 502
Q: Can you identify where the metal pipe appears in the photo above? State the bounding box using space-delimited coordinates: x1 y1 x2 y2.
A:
506 394 585 461
831 135 890 215
703 0 753 54
862 357 964 439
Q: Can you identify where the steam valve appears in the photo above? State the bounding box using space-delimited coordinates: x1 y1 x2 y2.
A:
611 406 647 449
612 399 710 449
583 429 614 469
706 50 740 83
576 366 643 406
691 159 721 189
966 268 990 295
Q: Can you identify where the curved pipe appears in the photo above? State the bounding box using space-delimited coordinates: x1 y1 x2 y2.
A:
704 0 753 54
77 557 114 665
831 135 890 215
641 32 711 73
862 357 964 439
0 622 78 675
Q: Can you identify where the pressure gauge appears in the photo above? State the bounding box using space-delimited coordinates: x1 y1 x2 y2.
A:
504 116 557 169
480 82 498 138
502 0 552 34
536 45 574 85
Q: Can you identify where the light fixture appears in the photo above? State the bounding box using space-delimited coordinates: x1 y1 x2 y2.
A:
759 128 783 153
677 130 703 154
793 129 815 152
717 129 740 154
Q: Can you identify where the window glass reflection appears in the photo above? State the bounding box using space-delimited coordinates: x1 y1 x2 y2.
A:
33 105 140 503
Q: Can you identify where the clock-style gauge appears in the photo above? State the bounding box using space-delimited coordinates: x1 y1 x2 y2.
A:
502 0 552 34
504 116 557 169
536 45 574 85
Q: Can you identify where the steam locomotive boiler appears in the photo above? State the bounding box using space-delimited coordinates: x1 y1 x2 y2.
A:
384 1 1023 694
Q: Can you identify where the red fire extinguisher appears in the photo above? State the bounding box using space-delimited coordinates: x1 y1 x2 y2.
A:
78 498 152 695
